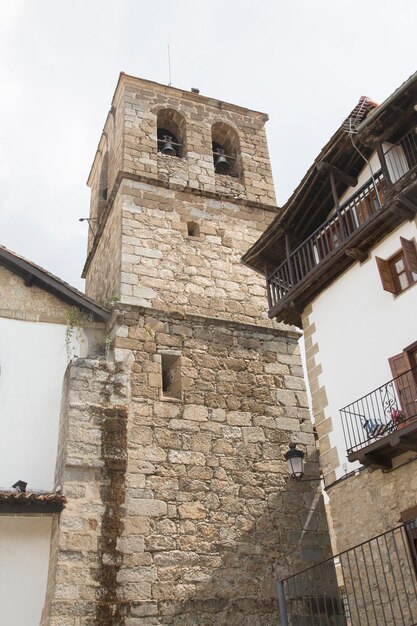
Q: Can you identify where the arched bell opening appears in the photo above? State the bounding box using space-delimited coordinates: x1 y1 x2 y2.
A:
157 109 186 158
97 151 109 223
211 122 242 177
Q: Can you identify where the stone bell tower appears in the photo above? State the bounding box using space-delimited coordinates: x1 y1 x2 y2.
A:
82 72 277 320
41 74 331 626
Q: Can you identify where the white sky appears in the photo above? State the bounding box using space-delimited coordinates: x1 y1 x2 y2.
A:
1 0 416 290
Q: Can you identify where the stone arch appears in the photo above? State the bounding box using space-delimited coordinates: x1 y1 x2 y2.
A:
157 108 186 157
97 151 109 222
211 122 242 177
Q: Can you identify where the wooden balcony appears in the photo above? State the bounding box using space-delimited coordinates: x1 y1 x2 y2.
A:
265 129 417 325
267 171 387 319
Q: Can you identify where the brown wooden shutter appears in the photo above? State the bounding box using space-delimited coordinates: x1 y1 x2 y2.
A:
400 237 417 275
389 351 417 419
376 256 397 293
400 505 417 523
389 351 412 378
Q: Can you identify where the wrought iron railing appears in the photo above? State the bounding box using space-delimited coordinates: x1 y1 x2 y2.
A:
278 521 417 626
267 171 386 310
340 365 417 456
384 128 417 184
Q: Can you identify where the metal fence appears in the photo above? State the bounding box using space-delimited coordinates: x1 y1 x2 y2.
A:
340 365 417 456
278 522 417 626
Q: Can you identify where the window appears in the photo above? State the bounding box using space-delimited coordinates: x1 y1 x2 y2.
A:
211 122 241 177
187 221 200 237
376 237 417 295
161 353 182 399
156 109 186 158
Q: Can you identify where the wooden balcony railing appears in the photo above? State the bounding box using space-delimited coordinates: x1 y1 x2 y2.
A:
267 171 387 311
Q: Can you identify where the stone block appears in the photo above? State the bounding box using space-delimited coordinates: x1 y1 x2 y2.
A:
168 450 206 465
178 502 206 519
128 499 167 517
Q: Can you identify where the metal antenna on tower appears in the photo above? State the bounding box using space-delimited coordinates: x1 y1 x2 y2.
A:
168 45 172 86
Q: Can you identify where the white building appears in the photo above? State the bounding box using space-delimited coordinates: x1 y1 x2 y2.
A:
244 71 417 624
0 245 107 626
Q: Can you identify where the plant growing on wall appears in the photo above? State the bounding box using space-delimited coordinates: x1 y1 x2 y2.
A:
65 307 93 360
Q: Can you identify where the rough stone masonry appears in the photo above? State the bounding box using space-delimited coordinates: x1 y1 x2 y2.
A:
41 74 332 625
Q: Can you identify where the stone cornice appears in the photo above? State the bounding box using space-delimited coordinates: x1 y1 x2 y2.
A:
107 304 301 341
82 171 279 278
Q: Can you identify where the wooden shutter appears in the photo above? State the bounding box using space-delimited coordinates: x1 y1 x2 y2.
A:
389 351 417 419
400 505 417 523
389 351 413 378
400 237 417 275
376 256 397 293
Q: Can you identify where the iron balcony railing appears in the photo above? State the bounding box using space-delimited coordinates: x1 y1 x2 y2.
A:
340 365 417 456
278 521 417 626
384 127 417 184
267 171 386 310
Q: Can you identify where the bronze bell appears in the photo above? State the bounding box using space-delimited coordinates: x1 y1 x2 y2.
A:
161 135 176 156
214 149 229 174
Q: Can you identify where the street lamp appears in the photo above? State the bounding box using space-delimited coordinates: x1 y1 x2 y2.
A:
284 443 305 481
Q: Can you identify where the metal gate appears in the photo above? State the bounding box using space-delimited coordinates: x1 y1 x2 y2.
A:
278 523 417 625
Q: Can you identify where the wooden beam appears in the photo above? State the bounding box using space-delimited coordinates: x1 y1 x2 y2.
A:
345 248 368 262
397 440 417 452
399 196 417 215
24 274 35 287
316 161 358 187
390 201 415 221
364 102 417 145
329 172 340 210
362 453 392 470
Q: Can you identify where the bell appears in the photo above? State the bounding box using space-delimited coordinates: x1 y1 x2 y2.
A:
161 135 176 156
214 150 229 174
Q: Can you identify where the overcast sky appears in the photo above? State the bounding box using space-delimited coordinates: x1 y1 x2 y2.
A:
1 0 416 290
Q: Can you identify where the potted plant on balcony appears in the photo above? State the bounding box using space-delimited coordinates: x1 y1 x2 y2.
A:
391 408 407 430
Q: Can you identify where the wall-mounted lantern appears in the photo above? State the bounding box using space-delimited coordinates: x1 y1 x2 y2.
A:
284 443 305 481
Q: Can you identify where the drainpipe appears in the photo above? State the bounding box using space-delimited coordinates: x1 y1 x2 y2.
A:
276 580 289 626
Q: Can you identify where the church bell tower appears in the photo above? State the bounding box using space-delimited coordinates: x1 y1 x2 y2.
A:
41 74 330 626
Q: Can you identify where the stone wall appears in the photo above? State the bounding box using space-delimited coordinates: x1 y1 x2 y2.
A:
85 194 122 304
42 308 331 625
328 455 417 552
41 357 131 626
84 74 279 298
119 75 276 208
0 265 72 324
114 180 277 324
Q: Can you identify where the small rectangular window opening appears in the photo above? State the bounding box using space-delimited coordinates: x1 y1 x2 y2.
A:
187 221 200 237
376 237 417 295
161 354 182 399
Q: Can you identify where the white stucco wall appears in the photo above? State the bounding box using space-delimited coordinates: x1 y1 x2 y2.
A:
0 516 52 626
0 318 69 491
308 219 417 477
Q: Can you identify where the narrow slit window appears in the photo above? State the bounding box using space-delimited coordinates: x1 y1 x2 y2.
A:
187 221 200 237
161 354 182 399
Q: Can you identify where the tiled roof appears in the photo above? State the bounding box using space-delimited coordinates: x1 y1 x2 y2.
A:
0 490 67 513
0 245 110 322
